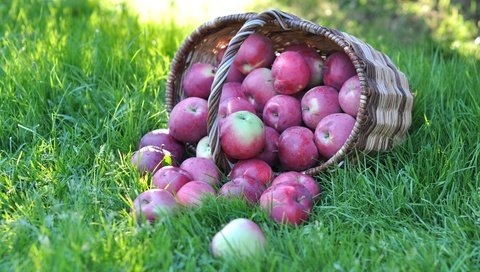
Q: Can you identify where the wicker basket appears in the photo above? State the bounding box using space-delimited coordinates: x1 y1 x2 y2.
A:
166 9 414 176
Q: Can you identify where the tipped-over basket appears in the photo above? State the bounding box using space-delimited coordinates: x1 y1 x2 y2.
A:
165 9 414 176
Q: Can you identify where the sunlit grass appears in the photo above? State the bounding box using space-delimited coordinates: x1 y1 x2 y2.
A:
1 0 479 271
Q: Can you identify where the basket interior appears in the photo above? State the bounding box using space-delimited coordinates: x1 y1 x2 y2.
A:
170 21 346 107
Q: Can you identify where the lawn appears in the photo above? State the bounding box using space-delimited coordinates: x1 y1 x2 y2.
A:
1 0 479 271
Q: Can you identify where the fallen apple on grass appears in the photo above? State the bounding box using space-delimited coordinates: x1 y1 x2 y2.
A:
229 158 273 186
210 218 266 258
180 157 220 186
259 183 313 225
131 145 173 175
176 180 216 207
152 166 192 194
271 171 321 199
132 189 179 222
137 128 185 163
219 176 266 204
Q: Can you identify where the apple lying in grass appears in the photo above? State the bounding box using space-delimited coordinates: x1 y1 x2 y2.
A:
260 183 313 225
176 180 216 207
255 126 280 167
322 52 356 90
314 113 356 159
137 128 185 163
301 85 341 130
132 189 179 222
131 145 173 174
180 157 220 186
263 95 302 133
241 68 277 114
285 43 324 88
229 158 273 186
272 51 310 95
220 82 245 102
168 97 208 143
219 176 266 204
220 111 265 160
196 136 212 160
278 126 319 171
210 218 266 258
152 166 192 194
218 97 256 127
183 62 216 99
233 33 275 75
338 75 362 117
271 171 320 199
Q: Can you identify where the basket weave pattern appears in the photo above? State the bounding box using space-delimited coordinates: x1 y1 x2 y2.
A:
166 10 413 175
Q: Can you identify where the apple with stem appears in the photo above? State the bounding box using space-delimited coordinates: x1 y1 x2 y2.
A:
301 85 341 130
314 113 356 159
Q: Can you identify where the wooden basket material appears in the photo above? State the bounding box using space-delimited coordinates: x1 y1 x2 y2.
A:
165 10 414 175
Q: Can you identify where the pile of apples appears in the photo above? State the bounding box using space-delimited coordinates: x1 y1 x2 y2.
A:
129 33 362 255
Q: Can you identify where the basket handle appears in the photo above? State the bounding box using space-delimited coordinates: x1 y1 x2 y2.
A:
206 9 299 173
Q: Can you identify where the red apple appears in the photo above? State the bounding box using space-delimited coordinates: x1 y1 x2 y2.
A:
322 52 356 90
219 176 266 204
218 97 256 127
229 158 273 186
183 62 216 99
220 82 245 102
168 97 208 143
196 136 212 160
176 180 216 207
259 183 313 225
255 126 280 167
131 145 173 174
132 189 179 222
271 51 310 95
271 171 320 199
241 68 277 114
338 75 361 117
285 43 324 87
278 126 319 171
180 157 220 186
152 166 192 194
138 128 185 163
301 86 341 130
263 95 302 133
314 113 356 159
210 218 266 257
220 111 265 160
233 33 275 75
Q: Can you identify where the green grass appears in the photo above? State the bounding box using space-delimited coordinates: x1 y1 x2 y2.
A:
1 0 479 271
